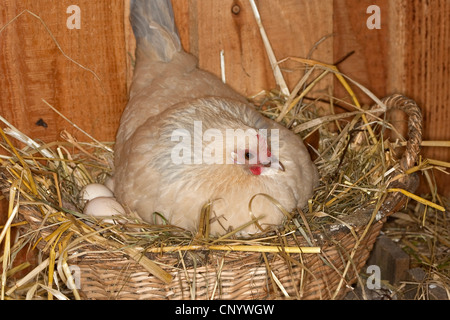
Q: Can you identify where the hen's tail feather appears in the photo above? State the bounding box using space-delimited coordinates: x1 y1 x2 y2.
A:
130 0 181 62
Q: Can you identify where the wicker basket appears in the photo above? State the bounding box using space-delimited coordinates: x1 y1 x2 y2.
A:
1 94 422 300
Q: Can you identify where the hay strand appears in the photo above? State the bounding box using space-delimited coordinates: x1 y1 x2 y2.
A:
249 0 289 96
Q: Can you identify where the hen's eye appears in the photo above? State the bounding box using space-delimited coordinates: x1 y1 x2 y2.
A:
244 151 254 160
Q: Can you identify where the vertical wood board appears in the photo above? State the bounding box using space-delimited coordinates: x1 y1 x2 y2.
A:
0 0 128 143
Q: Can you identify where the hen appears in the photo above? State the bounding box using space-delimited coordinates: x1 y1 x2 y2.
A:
114 0 319 235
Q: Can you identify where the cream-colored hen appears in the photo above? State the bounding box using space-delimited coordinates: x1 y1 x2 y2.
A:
114 0 318 235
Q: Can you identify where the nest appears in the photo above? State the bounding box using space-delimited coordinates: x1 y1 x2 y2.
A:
0 65 428 300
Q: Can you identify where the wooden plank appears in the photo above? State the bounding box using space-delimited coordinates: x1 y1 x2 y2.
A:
172 0 334 97
400 0 450 197
333 0 390 105
367 235 410 285
0 0 128 143
333 0 411 144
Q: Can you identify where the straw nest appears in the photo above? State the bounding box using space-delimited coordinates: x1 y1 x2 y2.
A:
1 50 441 299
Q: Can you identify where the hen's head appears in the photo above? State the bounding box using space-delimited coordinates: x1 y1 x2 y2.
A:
226 129 285 176
163 98 288 177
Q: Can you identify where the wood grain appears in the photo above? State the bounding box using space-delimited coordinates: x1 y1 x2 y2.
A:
333 0 390 104
172 0 334 97
0 0 129 276
0 0 128 143
401 1 450 196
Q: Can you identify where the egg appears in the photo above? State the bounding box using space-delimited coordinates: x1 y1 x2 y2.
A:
80 183 114 203
83 197 126 224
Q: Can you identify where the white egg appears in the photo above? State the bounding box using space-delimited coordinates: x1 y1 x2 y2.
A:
83 197 126 224
80 183 114 203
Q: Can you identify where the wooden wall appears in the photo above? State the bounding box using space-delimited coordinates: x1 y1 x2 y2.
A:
0 1 129 143
0 1 449 206
0 0 130 276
